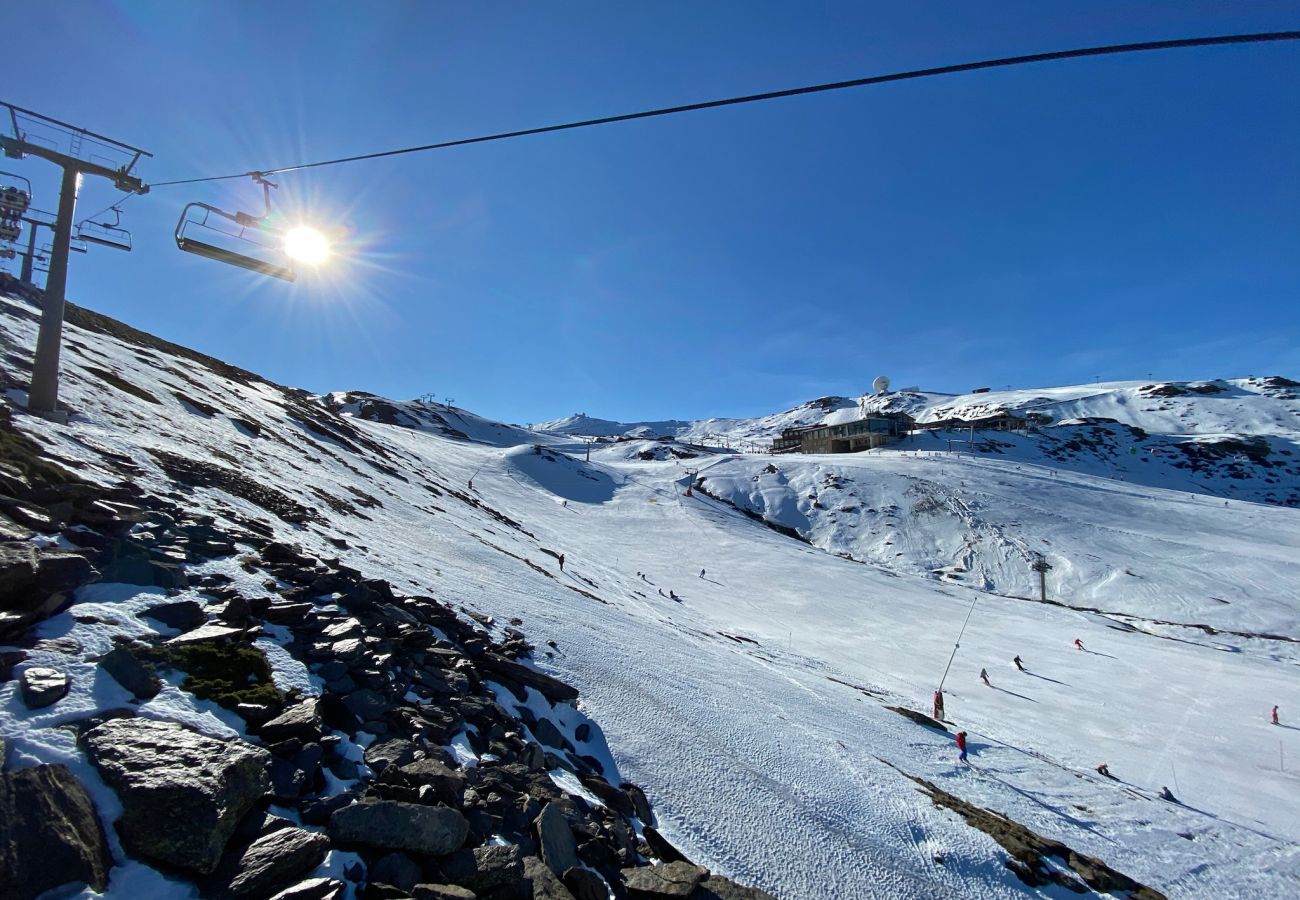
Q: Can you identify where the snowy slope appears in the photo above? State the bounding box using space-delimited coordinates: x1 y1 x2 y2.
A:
4 292 1300 898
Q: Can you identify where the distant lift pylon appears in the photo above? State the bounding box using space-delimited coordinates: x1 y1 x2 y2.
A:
174 173 296 281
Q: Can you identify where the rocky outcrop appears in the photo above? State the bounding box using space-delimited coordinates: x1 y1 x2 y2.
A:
623 861 710 898
0 764 111 900
84 718 272 874
328 799 469 855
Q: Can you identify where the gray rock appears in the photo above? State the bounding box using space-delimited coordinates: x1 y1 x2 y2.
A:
562 867 609 900
690 874 778 900
328 800 468 855
19 666 70 708
167 623 246 644
341 687 387 721
268 877 347 900
364 737 417 773
258 699 321 743
442 843 524 894
84 717 271 874
396 758 466 805
621 862 709 898
477 653 579 703
643 826 690 864
370 851 424 892
523 855 578 900
623 783 652 823
533 717 571 751
98 646 162 699
213 826 329 898
535 801 580 876
412 885 477 900
143 600 206 632
0 764 111 899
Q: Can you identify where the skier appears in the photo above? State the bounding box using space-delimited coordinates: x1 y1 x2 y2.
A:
1273 705 1280 725
1013 655 1024 671
979 667 990 686
1158 786 1178 803
467 478 474 491
558 553 565 572
956 731 968 763
699 568 706 578
1096 763 1113 778
933 690 946 721
1074 638 1085 651
669 589 678 601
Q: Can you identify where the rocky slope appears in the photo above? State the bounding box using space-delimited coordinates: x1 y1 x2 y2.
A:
0 288 772 900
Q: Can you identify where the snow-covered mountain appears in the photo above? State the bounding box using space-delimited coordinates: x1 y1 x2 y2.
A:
541 381 1300 508
3 289 1300 899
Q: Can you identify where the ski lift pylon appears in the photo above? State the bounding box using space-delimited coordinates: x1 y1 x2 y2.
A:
77 204 132 251
174 174 296 281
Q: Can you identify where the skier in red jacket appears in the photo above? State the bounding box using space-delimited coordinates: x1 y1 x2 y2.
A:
1273 705 1280 725
1074 638 1084 651
956 731 968 763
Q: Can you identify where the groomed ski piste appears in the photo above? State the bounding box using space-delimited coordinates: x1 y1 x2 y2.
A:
3 290 1300 898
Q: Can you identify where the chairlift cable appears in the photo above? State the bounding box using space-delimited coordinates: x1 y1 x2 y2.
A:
145 30 1299 188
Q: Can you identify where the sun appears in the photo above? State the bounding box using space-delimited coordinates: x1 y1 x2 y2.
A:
283 225 331 265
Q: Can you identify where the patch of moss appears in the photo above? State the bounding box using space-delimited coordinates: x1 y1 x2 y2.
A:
162 641 284 711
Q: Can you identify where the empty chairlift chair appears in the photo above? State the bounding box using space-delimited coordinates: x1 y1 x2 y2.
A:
174 174 297 281
76 205 132 251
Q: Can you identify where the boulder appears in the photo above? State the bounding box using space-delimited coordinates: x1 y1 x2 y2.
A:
396 757 467 805
477 653 579 703
621 862 709 898
258 699 321 743
143 599 206 632
328 800 469 855
562 866 609 900
0 764 111 899
644 826 691 864
212 826 329 898
364 737 417 773
535 802 580 876
341 687 388 722
84 717 271 874
19 666 70 708
441 843 524 894
523 855 578 900
98 645 162 699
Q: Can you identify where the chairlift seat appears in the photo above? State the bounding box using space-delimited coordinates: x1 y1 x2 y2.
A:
176 234 296 281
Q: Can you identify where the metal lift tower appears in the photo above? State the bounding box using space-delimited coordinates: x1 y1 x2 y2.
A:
1 102 150 420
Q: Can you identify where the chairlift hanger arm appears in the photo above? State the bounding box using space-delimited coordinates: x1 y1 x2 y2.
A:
1 101 153 160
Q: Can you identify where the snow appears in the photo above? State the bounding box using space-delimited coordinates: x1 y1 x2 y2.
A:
2 291 1299 897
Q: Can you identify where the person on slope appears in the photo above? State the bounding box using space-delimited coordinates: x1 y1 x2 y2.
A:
1074 638 1085 651
979 668 991 686
1273 705 1280 725
669 589 679 602
1013 655 1024 671
699 568 706 578
933 690 946 721
956 731 968 763
558 553 566 572
1158 786 1179 803
1096 763 1113 779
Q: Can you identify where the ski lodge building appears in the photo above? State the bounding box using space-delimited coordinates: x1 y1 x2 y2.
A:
770 413 912 454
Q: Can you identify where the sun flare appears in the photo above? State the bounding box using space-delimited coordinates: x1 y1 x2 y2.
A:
283 225 330 265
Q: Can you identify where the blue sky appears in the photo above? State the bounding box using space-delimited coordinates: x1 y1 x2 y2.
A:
5 2 1298 425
